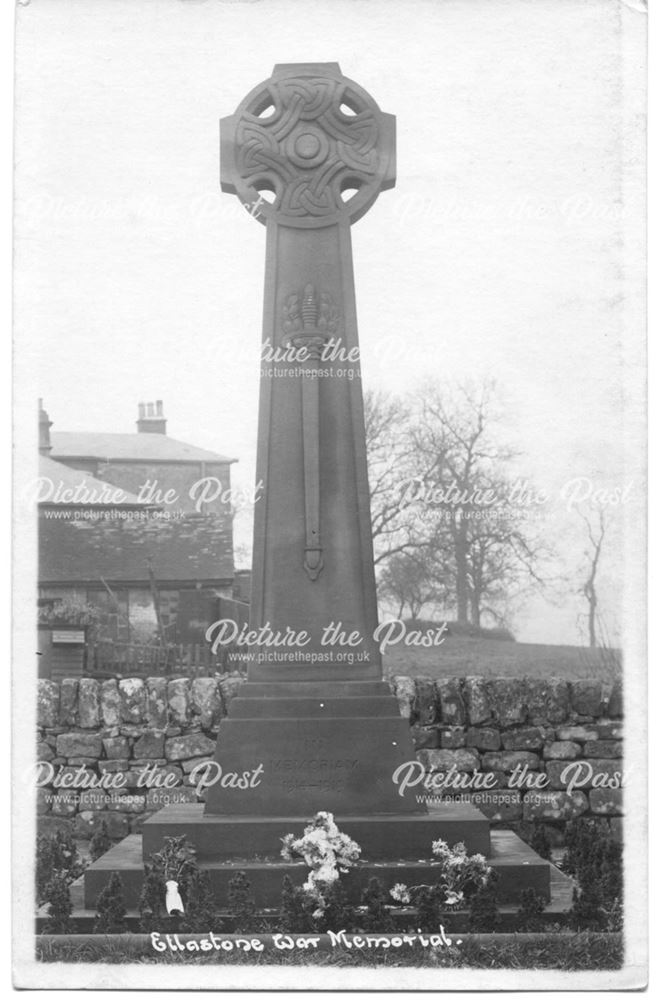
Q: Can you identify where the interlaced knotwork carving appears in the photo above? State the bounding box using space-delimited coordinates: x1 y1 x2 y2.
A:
222 64 394 228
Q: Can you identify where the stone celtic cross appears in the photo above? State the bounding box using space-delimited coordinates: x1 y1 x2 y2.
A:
83 64 555 894
220 63 395 682
221 62 395 227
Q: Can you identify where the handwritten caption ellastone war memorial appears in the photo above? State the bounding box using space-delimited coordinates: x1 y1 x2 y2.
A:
149 927 460 954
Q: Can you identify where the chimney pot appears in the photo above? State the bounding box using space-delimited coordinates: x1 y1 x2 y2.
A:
136 400 167 435
39 399 53 454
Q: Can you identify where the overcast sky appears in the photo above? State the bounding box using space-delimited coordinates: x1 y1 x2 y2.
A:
14 0 645 645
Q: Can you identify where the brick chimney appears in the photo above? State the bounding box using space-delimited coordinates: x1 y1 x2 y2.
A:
38 398 52 453
137 400 167 435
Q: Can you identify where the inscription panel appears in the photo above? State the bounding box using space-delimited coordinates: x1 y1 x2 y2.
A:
204 715 419 815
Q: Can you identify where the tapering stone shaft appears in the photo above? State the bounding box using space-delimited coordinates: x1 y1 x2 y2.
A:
220 63 395 681
203 63 422 815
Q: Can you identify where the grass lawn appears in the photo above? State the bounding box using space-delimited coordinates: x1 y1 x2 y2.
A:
382 634 621 683
36 933 623 970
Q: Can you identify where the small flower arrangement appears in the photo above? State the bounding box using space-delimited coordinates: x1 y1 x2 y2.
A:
148 835 198 915
389 839 491 920
390 882 412 905
281 812 361 919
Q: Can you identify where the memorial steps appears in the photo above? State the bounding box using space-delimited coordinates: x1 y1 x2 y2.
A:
75 681 573 922
60 830 573 931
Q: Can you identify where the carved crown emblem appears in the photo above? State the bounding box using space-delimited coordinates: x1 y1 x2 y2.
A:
282 284 340 337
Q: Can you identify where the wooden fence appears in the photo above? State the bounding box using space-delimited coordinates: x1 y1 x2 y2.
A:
88 639 250 678
87 598 250 677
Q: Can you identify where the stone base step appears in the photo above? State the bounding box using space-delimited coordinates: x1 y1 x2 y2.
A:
229 696 400 718
83 829 552 910
142 803 491 859
238 682 393 699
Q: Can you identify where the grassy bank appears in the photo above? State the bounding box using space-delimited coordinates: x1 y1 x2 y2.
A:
383 634 620 682
36 932 623 970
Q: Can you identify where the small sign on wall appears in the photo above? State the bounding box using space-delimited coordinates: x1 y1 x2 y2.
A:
51 629 86 645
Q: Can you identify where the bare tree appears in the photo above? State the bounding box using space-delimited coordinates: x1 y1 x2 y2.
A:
364 390 437 565
377 545 447 619
410 379 547 627
577 507 607 648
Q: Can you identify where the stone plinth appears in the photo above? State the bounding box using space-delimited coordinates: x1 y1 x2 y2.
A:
204 681 422 815
83 828 553 911
142 803 492 860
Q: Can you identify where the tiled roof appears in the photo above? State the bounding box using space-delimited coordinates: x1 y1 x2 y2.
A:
38 455 145 506
50 432 236 464
39 508 234 583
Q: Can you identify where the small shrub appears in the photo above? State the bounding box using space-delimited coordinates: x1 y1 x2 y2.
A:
312 880 357 934
138 864 167 933
598 841 623 904
43 871 74 934
569 857 616 932
279 875 314 933
467 870 501 932
227 871 257 933
562 818 595 875
180 869 221 933
36 830 85 905
517 887 548 932
359 877 395 932
94 873 127 934
570 877 605 932
563 818 623 931
278 875 359 935
415 885 445 931
89 821 113 863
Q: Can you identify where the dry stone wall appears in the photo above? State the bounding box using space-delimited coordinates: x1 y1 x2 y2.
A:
36 673 623 848
392 674 623 847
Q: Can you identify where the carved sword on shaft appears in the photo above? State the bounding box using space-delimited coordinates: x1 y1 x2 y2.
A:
288 283 330 580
